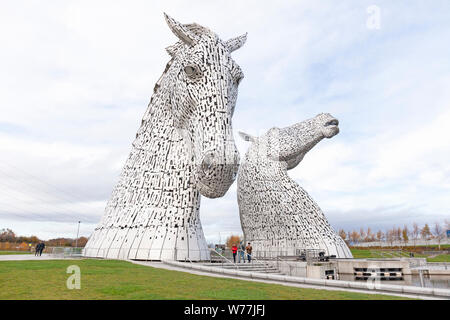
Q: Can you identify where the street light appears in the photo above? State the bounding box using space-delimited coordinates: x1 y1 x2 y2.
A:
75 221 81 248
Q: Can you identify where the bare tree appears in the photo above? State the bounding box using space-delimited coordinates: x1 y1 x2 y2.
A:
412 223 419 247
0 229 16 242
350 230 361 244
359 228 366 242
433 222 443 250
386 229 394 246
376 230 384 242
366 227 374 242
339 229 347 242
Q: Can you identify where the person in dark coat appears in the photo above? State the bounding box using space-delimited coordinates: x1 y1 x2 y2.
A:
35 243 41 256
246 242 253 263
38 242 45 256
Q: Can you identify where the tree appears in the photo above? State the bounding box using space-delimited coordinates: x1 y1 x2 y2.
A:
0 229 16 242
365 227 374 242
225 235 241 249
350 231 360 244
386 229 394 246
421 224 432 240
402 226 409 245
359 228 366 242
397 227 402 242
339 229 347 242
30 236 40 244
433 222 444 250
412 223 419 247
376 230 384 242
75 237 88 247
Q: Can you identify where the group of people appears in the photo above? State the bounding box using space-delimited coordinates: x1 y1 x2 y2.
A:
34 242 46 256
231 241 252 263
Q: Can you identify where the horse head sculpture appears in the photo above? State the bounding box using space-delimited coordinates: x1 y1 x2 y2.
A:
84 14 247 261
164 13 246 198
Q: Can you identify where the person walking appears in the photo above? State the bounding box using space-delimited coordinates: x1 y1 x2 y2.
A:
231 243 238 263
38 242 45 256
35 243 41 256
246 242 253 263
238 241 245 263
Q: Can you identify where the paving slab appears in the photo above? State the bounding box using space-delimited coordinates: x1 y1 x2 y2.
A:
0 254 67 261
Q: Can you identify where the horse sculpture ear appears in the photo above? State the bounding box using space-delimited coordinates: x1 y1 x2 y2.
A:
225 33 247 53
238 131 255 142
164 13 196 46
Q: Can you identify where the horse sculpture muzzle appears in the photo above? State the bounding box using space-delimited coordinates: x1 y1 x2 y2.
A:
321 114 340 138
197 146 240 198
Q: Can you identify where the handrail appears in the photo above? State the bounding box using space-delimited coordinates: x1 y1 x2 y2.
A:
209 248 239 269
238 249 267 269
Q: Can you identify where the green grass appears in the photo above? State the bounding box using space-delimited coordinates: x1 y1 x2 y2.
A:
0 259 410 300
0 251 32 255
427 254 450 262
350 249 379 259
350 248 449 262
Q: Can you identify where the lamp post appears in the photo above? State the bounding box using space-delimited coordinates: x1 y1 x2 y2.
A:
75 221 81 248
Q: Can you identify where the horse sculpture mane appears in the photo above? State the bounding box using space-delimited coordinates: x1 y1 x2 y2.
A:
84 14 246 261
237 113 353 258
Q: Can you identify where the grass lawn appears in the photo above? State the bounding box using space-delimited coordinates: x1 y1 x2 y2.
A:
350 248 449 262
0 251 32 255
350 249 378 259
0 259 410 300
427 254 450 262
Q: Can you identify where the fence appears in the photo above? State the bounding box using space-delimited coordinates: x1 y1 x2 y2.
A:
50 247 83 258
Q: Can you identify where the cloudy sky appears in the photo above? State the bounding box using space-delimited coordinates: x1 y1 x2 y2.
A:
0 1 449 242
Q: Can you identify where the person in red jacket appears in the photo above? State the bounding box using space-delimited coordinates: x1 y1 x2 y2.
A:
231 244 238 263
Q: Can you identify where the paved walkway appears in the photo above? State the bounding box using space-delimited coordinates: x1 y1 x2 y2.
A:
0 254 65 261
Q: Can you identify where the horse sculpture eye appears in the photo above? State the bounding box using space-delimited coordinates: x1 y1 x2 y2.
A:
184 65 197 76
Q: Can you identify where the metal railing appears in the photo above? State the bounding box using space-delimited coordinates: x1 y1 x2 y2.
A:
237 249 271 270
51 247 83 258
208 249 271 271
209 248 238 269
274 256 300 277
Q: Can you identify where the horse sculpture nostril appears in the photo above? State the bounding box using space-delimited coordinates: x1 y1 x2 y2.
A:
325 119 339 127
201 152 216 173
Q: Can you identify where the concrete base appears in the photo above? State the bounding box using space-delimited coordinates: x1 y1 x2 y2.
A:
336 259 412 275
